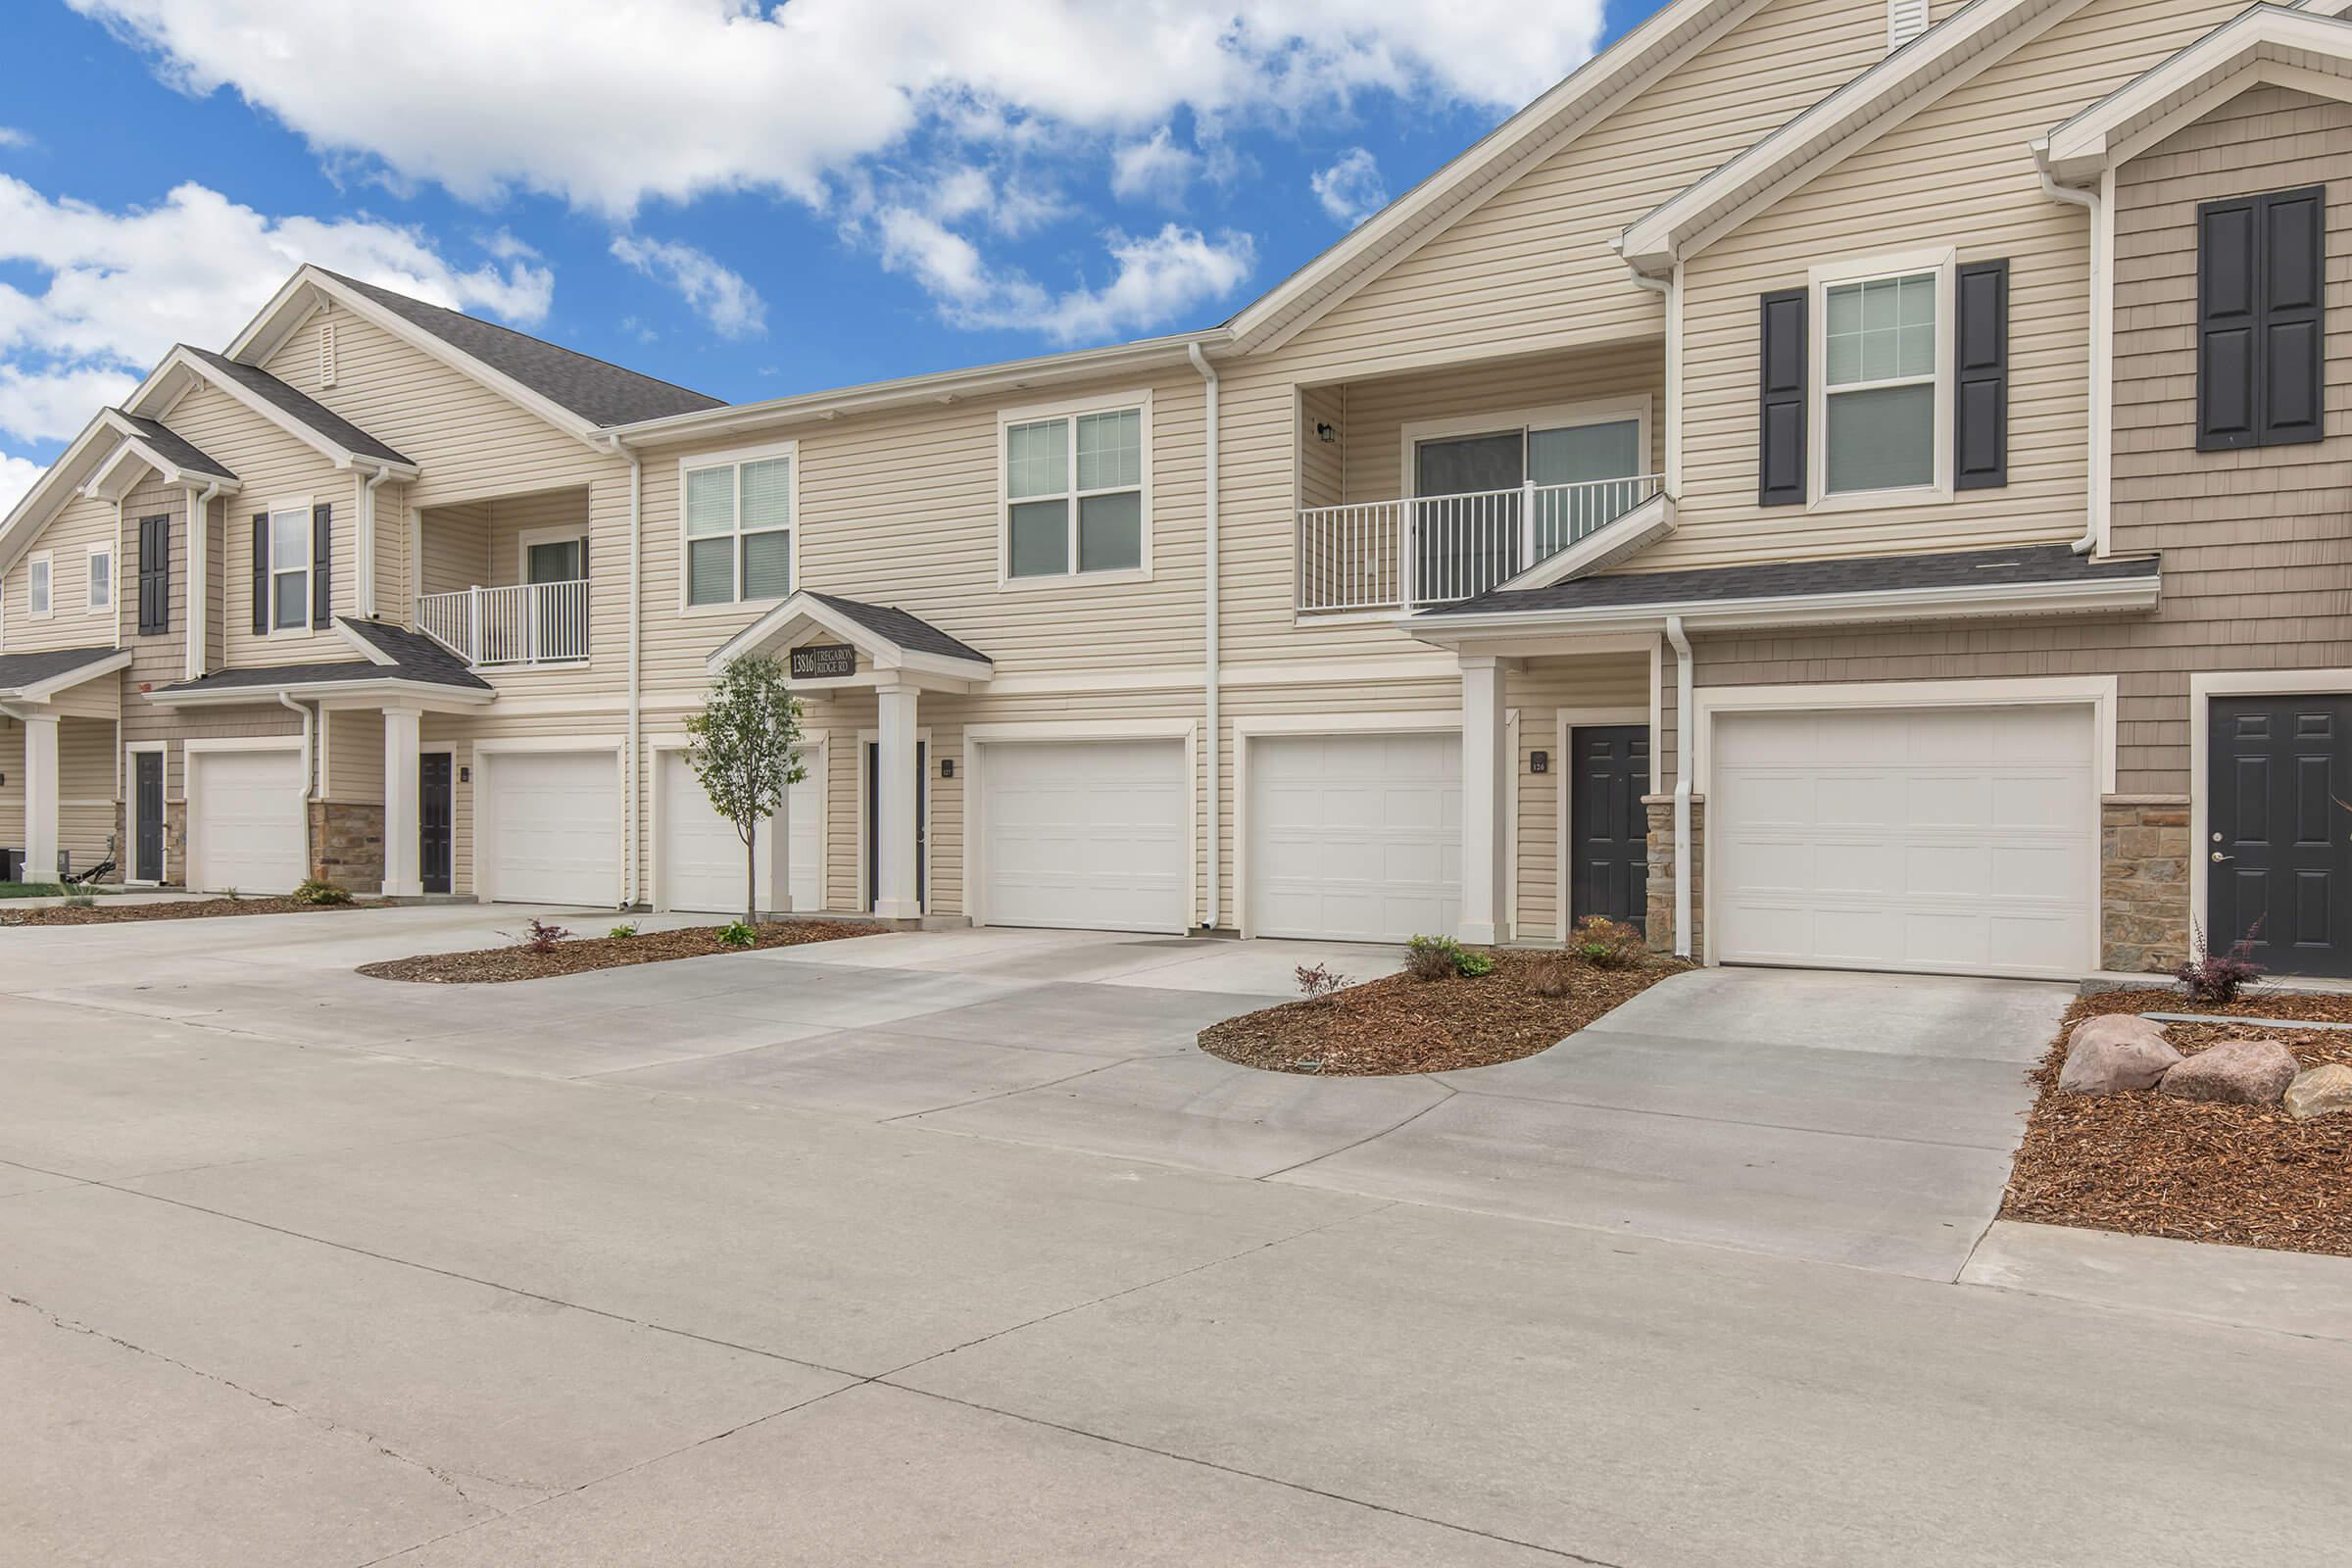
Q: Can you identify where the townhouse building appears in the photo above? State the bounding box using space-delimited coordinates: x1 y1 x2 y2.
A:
3 0 2348 984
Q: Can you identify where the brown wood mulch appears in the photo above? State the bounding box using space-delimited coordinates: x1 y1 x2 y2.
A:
1199 950 1689 1077
358 919 884 984
3 896 368 926
2001 987 2352 1256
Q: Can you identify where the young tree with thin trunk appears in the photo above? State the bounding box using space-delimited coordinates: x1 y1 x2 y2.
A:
686 654 806 928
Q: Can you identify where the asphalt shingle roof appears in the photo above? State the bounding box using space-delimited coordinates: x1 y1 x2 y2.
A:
1427 543 2160 617
183 347 416 467
806 592 993 665
157 618 489 696
108 411 237 480
320 270 725 428
0 645 122 695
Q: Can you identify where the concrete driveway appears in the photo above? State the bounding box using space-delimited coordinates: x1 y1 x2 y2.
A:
4 907 2352 1566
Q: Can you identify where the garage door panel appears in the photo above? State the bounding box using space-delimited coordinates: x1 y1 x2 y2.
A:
981 740 1188 934
658 750 817 913
1248 732 1462 944
189 749 307 895
1714 707 2094 980
488 752 618 906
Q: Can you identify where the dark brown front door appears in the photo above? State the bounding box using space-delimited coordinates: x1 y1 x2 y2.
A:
133 752 165 883
419 753 454 896
2209 696 2352 977
1568 725 1649 926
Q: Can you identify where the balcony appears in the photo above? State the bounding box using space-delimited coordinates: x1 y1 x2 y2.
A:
417 579 591 667
1297 473 1663 613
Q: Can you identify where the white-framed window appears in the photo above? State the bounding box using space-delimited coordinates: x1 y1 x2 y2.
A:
1000 391 1151 584
87 544 113 612
1809 248 1954 507
28 552 53 617
269 502 313 633
679 442 795 610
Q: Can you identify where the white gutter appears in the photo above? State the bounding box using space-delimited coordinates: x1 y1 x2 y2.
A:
359 466 391 616
1623 268 1681 496
1664 614 1693 959
612 436 646 909
1407 570 2159 638
2036 158 2105 556
277 691 317 818
186 479 222 678
1187 342 1222 932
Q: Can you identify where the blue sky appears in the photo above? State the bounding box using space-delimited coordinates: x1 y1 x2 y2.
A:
1 0 1657 511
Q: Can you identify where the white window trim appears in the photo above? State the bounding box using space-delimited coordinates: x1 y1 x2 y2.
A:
675 439 799 617
997 387 1154 591
265 496 315 639
516 524 590 583
1397 396 1655 499
1806 246 1955 513
28 551 53 618
86 543 114 614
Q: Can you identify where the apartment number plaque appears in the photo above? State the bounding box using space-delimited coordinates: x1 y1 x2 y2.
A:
790 643 857 680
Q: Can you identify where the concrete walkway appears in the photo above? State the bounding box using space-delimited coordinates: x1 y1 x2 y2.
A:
4 907 2351 1565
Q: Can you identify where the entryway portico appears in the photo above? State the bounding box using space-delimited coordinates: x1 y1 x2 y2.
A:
0 646 132 884
710 590 992 923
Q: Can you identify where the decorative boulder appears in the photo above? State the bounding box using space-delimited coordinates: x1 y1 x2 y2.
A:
2159 1039 2299 1105
2057 1015 2182 1095
2284 1063 2352 1121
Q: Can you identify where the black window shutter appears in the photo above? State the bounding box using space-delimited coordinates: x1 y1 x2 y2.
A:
2259 186 2325 446
252 514 270 635
138 514 170 636
312 503 333 629
1757 288 1808 506
2201 185 2327 451
1954 259 2009 490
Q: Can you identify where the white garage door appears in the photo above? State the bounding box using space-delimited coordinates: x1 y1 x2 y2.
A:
187 748 307 895
484 750 619 906
1710 706 2096 978
658 747 819 913
1248 731 1461 943
979 740 1188 933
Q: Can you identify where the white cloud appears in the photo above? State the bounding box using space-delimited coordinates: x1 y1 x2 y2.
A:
71 0 1609 218
1111 128 1200 208
1311 147 1388 225
0 452 43 517
877 213 1252 343
610 235 767 339
0 128 30 149
0 175 551 445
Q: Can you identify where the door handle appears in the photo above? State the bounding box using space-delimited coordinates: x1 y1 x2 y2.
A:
2211 851 2233 862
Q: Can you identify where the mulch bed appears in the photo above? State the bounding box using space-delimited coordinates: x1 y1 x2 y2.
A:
3 896 367 926
358 919 884 984
1199 950 1687 1076
2002 987 2352 1256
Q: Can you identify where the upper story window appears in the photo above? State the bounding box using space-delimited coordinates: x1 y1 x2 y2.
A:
682 444 794 609
269 506 312 632
1002 394 1150 583
2198 185 2326 452
1823 271 1937 493
28 552 52 617
86 545 112 612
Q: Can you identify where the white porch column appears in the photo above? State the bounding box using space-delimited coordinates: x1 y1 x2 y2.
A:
24 712 60 883
381 707 423 898
1458 656 1511 947
874 681 921 921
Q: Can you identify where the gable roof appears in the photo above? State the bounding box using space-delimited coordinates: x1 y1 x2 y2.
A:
803 593 992 665
0 645 132 703
150 616 492 706
177 347 416 467
1616 0 2087 274
107 412 236 480
314 270 724 428
706 589 993 682
2039 4 2352 182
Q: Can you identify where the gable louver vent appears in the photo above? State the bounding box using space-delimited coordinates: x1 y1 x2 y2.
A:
1888 0 1930 50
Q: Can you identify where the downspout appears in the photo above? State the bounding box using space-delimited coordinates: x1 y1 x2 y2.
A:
1665 613 1693 959
188 479 222 679
1626 269 1679 497
1187 342 1221 933
2037 161 2103 555
277 691 317 874
612 436 646 910
359 466 391 617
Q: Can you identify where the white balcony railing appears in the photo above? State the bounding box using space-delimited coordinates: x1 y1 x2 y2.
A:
417 580 590 667
1297 473 1663 612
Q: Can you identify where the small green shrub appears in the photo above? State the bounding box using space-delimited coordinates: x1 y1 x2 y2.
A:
1454 947 1495 977
716 921 758 950
1570 914 1646 970
608 922 640 940
291 877 353 906
1403 934 1460 982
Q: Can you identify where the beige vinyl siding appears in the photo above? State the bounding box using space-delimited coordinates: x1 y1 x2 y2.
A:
1667 0 2249 570
0 715 113 872
420 502 490 597
324 708 384 804
2 489 120 652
